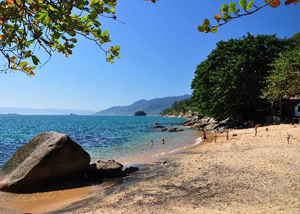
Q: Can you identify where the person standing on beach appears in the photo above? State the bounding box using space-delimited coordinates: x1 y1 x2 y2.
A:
255 124 259 136
214 134 217 143
202 131 208 143
287 133 291 144
226 130 229 140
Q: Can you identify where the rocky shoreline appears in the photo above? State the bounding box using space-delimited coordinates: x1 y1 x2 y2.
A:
181 116 234 133
0 132 139 193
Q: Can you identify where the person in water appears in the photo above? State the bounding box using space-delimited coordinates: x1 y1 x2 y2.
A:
150 140 154 148
162 139 165 145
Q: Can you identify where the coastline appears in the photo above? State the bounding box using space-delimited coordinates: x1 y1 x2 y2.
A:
0 127 202 214
0 124 299 214
65 124 299 214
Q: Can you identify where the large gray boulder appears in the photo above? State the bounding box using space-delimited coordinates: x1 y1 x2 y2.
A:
0 132 91 192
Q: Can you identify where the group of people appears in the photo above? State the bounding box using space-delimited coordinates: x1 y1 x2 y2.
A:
150 139 165 148
255 124 291 144
151 124 294 147
201 129 230 143
202 124 263 143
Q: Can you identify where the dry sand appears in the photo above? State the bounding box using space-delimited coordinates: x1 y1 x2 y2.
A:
0 124 299 214
72 124 300 214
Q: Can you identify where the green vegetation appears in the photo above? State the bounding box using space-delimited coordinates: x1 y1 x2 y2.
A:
0 0 298 76
189 33 299 121
199 0 300 33
0 0 120 75
262 46 300 104
160 98 196 116
162 33 299 121
2 0 299 76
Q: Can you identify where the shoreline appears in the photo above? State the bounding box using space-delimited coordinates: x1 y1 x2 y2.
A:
1 124 299 214
0 128 203 214
68 124 300 214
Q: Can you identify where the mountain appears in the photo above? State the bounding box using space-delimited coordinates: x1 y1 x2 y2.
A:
95 95 192 116
0 107 95 115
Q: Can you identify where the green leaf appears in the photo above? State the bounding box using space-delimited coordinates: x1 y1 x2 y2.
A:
239 0 247 9
246 0 255 10
19 62 29 67
198 26 204 32
70 38 77 43
25 40 35 47
49 6 59 12
229 2 236 12
204 19 210 26
221 4 229 14
32 56 40 65
211 27 218 33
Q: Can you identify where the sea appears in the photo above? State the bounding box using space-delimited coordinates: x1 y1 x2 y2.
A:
0 115 200 168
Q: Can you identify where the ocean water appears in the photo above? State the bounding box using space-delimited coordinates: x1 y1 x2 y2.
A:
0 115 198 168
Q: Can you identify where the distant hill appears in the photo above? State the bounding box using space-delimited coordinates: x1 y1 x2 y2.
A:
0 107 95 115
95 95 192 116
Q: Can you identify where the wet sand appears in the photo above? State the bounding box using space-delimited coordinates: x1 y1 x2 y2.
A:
1 124 299 214
0 129 202 214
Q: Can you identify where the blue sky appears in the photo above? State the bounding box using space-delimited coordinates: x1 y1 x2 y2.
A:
0 0 299 111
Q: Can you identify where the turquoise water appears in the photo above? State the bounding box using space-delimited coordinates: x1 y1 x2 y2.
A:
0 115 197 167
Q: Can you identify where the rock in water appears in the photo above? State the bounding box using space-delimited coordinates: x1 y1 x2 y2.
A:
0 132 91 192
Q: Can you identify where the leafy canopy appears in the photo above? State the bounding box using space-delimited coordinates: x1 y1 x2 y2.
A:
262 45 300 104
160 98 196 116
0 0 120 75
198 0 300 33
191 33 293 120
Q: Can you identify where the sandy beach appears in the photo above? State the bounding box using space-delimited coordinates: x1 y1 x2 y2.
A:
0 124 299 214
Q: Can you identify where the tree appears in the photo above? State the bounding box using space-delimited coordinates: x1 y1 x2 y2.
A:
198 0 300 33
262 46 300 104
191 33 292 121
160 98 196 116
0 0 120 75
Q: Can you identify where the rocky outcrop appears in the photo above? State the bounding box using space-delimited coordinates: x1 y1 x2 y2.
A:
156 128 168 132
154 125 165 129
167 128 184 132
133 111 147 116
182 117 239 132
87 160 139 179
0 132 91 192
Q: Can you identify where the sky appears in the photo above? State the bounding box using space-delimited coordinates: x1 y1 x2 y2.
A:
0 0 299 111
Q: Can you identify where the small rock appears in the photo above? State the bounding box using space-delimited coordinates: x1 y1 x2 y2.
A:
87 160 123 179
154 125 165 128
167 128 178 132
124 166 139 175
156 128 167 132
